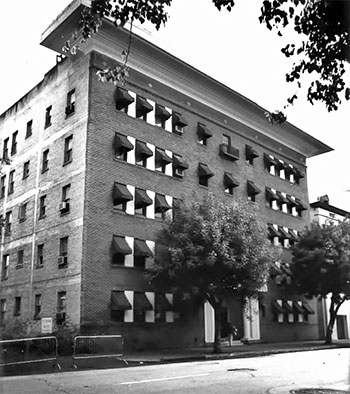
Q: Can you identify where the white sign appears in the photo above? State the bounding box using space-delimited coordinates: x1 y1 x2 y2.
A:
41 317 53 334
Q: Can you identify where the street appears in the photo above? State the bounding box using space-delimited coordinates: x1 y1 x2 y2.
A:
1 349 350 394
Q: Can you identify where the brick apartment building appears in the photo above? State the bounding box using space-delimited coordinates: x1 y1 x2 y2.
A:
0 0 332 349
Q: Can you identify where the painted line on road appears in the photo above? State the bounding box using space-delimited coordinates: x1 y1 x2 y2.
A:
120 373 210 385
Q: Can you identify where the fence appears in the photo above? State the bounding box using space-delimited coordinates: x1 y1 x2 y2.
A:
0 336 60 369
72 335 126 366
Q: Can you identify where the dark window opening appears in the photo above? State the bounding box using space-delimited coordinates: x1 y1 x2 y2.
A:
63 135 73 165
0 175 6 199
11 131 18 155
39 195 46 219
37 244 44 268
34 294 41 319
23 161 30 179
17 250 24 268
45 106 52 128
14 297 21 316
26 120 33 138
42 149 49 173
18 203 27 222
5 211 12 236
65 89 75 117
58 237 68 268
2 138 9 161
8 170 15 195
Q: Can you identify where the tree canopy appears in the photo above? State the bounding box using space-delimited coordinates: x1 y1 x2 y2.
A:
69 0 350 119
292 220 350 343
149 195 279 352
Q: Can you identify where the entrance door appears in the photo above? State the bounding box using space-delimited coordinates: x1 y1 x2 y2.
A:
336 315 348 339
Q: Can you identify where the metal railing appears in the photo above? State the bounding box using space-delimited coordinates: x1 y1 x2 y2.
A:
0 336 60 369
72 335 126 367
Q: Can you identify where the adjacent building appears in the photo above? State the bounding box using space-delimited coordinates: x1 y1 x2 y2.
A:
310 196 350 340
0 0 332 349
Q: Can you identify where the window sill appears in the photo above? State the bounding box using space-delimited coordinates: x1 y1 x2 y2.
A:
65 112 75 119
265 206 302 219
15 265 23 270
44 123 52 129
41 168 49 174
35 265 44 269
38 215 46 220
60 211 70 217
19 218 26 223
63 159 72 167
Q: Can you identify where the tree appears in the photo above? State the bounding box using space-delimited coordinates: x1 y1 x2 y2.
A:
64 0 350 120
148 195 280 353
292 221 350 344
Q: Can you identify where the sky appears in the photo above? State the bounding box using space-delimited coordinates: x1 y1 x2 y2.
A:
0 0 349 211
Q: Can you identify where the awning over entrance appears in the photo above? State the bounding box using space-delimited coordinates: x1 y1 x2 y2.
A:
111 291 132 311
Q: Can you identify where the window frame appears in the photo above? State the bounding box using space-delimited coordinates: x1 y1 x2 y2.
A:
11 131 18 155
45 105 52 128
36 244 44 268
8 170 15 195
26 120 33 138
65 89 76 117
1 254 9 280
34 294 42 320
14 297 21 316
16 249 24 269
42 149 49 173
23 160 30 179
63 135 73 165
39 195 47 219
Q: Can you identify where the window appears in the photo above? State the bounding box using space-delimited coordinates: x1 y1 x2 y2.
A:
23 161 30 179
65 89 76 117
58 237 68 269
247 181 261 202
111 235 132 266
18 203 27 222
155 293 173 323
3 137 9 160
8 170 15 195
111 290 132 321
265 187 279 210
155 104 171 128
56 291 66 325
17 250 24 269
197 123 212 146
34 294 41 319
245 145 259 165
5 211 12 236
134 292 153 322
135 140 153 167
114 133 133 161
134 188 152 216
219 136 239 162
222 135 230 146
36 244 44 268
113 182 133 211
155 193 172 220
224 172 239 195
198 163 214 187
60 184 71 214
26 120 33 138
11 131 18 155
63 135 73 165
155 148 172 174
45 105 52 128
1 255 9 280
14 297 21 316
136 96 153 121
264 154 277 175
0 299 6 325
115 87 135 111
42 149 49 173
0 175 6 198
134 239 153 269
39 195 46 219
172 155 189 178
172 112 187 135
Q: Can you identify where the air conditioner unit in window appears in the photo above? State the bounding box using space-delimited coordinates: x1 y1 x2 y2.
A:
59 201 68 211
174 168 183 177
58 256 68 268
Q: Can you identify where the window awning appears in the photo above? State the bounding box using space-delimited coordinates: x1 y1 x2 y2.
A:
136 96 153 118
111 291 132 311
264 154 277 166
134 239 153 257
173 155 189 170
246 145 259 159
113 183 133 204
275 160 286 170
155 104 171 122
115 133 134 152
172 112 188 127
270 262 283 275
295 168 305 179
197 123 212 138
247 181 261 195
224 172 240 187
288 229 299 241
266 187 279 201
302 302 315 314
155 293 173 312
278 226 292 240
198 163 214 178
136 140 153 158
267 224 280 238
277 192 288 204
220 144 239 161
271 300 285 314
115 87 134 110
293 301 305 314
296 199 307 211
286 195 297 206
282 300 294 313
112 236 132 255
134 292 153 312
155 148 172 165
155 194 172 213
135 189 153 209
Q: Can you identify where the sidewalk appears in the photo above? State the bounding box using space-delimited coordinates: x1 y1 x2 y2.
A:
123 339 350 364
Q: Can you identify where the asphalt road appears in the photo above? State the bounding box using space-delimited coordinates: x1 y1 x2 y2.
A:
1 348 350 394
